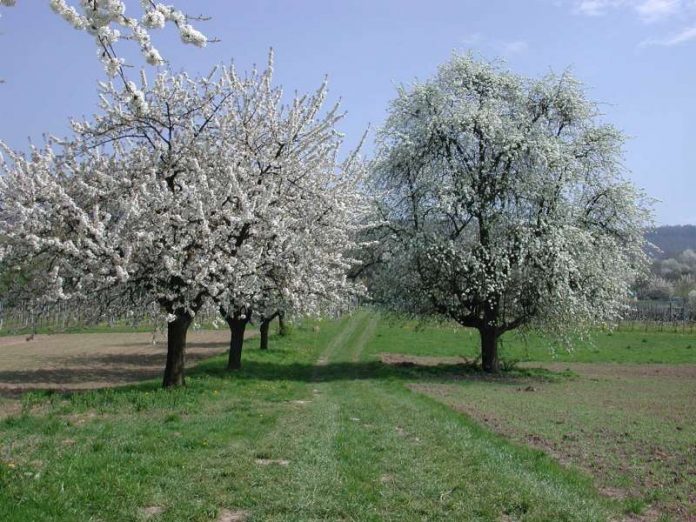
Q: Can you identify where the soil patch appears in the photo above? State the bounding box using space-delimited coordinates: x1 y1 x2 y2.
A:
530 361 696 380
141 506 165 518
217 509 248 522
379 352 473 367
255 458 289 466
0 329 255 396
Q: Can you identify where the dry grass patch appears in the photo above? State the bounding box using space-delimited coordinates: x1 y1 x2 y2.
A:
216 509 249 522
141 505 165 518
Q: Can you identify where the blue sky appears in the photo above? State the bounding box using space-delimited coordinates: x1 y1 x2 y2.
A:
0 0 694 225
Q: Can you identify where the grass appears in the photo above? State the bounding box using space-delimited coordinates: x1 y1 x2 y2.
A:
0 311 693 520
370 316 696 365
0 322 328 521
410 371 695 520
367 316 696 519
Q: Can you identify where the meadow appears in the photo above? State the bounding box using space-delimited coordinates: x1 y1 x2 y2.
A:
0 312 693 521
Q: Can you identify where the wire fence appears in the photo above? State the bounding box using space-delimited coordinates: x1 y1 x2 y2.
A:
0 299 222 336
620 299 696 333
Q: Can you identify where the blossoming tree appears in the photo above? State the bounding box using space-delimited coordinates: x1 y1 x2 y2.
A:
217 162 366 369
0 56 366 386
244 177 366 357
217 118 367 369
370 54 651 372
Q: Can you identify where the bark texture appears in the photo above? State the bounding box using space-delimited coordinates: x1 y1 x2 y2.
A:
163 310 193 387
259 318 270 350
225 314 249 370
479 326 500 373
278 311 288 336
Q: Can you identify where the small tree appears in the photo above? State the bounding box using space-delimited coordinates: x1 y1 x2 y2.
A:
370 54 651 372
218 137 367 366
688 289 696 311
211 56 368 366
249 199 367 355
258 310 280 350
219 304 251 371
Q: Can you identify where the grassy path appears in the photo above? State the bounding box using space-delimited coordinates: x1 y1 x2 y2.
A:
236 311 611 521
0 312 618 521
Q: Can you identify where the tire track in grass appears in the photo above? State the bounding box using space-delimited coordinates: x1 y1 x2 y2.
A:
230 311 612 520
314 311 365 368
229 312 371 520
302 311 608 521
284 311 374 518
272 311 400 519
350 313 380 363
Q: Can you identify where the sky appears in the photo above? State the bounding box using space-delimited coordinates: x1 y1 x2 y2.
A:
0 0 694 225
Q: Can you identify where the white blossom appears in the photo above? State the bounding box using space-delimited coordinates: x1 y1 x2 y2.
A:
178 24 207 47
1 1 209 76
141 9 165 29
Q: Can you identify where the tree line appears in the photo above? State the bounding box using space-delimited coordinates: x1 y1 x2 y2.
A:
636 248 696 306
0 11 652 385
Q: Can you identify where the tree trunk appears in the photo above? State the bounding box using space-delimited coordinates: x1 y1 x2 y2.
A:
259 318 270 350
479 326 500 373
226 316 248 370
278 311 288 336
163 310 193 388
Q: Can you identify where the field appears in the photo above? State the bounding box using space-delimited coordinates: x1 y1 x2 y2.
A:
0 329 246 396
0 312 694 521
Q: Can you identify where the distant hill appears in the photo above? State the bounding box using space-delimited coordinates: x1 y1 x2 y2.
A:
646 225 696 259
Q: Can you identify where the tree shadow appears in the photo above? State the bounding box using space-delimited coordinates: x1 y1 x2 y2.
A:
190 357 560 386
0 347 562 399
0 349 227 397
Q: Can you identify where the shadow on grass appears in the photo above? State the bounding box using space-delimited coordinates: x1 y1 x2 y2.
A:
0 347 569 400
190 356 567 386
0 350 228 392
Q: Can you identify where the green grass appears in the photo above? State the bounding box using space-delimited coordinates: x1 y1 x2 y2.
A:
411 372 695 520
0 312 692 520
369 316 696 364
366 315 695 519
0 320 332 521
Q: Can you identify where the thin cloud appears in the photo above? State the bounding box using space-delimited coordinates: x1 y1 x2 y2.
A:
500 40 529 55
459 34 530 56
635 0 681 21
640 24 696 44
461 33 483 46
571 0 696 47
574 0 683 21
575 0 623 16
